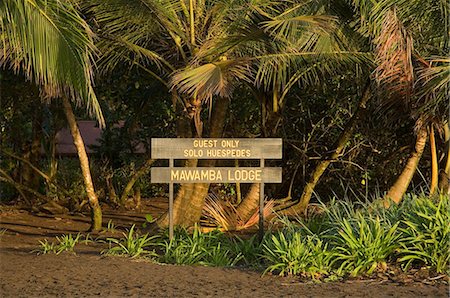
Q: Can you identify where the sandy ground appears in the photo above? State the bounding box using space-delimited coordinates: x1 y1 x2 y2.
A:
0 200 448 297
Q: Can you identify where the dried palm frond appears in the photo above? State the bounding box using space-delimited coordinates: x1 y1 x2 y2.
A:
202 192 275 232
374 8 414 106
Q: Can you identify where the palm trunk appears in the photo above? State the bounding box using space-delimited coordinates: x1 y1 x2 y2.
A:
384 126 428 206
236 183 260 222
234 90 281 222
134 186 141 209
120 158 155 204
286 83 371 214
429 125 438 194
439 122 450 193
156 97 229 228
62 96 102 231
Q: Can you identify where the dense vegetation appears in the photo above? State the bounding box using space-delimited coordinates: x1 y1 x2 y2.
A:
36 194 449 277
0 0 449 242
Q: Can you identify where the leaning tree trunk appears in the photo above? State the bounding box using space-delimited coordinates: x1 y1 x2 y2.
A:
384 126 428 206
120 157 155 205
429 125 438 195
235 90 282 222
439 122 450 193
157 97 229 228
236 183 260 222
285 83 371 215
62 96 102 231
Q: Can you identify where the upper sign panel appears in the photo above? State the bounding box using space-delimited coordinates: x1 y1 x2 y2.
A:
151 138 282 159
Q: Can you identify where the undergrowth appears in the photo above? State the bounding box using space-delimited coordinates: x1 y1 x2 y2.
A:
34 194 449 279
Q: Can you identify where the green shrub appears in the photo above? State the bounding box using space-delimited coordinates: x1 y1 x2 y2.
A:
261 231 333 277
398 195 449 273
34 233 82 255
157 227 242 267
331 214 400 276
104 225 158 258
228 235 261 266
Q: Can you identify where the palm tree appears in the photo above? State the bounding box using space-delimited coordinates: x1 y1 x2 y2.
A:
172 0 371 217
351 0 449 205
86 0 284 226
0 0 104 230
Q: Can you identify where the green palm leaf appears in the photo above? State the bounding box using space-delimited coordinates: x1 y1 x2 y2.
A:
0 0 103 124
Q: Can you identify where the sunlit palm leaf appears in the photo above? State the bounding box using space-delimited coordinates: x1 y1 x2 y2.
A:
172 60 250 100
0 0 103 124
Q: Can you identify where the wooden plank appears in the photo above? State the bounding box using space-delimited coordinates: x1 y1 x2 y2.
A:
151 167 282 183
151 138 282 159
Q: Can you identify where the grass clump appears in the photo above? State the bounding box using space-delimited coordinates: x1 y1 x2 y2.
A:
397 194 449 273
331 214 399 276
261 231 332 278
35 233 82 255
157 226 243 267
104 225 158 258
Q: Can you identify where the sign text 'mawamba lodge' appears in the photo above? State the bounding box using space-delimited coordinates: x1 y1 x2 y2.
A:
151 138 282 159
151 167 282 183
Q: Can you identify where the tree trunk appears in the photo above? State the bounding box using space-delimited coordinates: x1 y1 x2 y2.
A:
157 97 229 228
120 158 155 204
21 105 43 200
62 96 102 231
286 83 371 214
234 90 281 222
429 125 438 195
134 186 141 209
384 126 428 206
439 122 450 194
236 183 259 222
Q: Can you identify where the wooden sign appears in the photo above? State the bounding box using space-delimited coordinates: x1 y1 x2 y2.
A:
151 167 282 183
151 138 282 159
151 138 282 241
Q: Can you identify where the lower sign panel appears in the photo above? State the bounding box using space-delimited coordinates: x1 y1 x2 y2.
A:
151 167 282 183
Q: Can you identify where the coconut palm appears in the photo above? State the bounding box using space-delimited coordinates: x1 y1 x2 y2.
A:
85 0 258 226
171 0 372 218
350 0 449 204
0 0 103 230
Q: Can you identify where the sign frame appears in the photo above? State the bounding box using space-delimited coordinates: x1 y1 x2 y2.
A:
151 138 282 240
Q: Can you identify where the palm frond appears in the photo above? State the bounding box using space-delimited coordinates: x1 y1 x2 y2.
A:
171 60 250 100
374 7 414 105
0 0 103 124
414 57 450 122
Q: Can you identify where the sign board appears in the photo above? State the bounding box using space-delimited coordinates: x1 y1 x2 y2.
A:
151 167 282 183
151 138 282 159
151 138 282 241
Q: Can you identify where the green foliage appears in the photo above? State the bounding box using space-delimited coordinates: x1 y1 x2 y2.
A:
228 236 261 267
105 220 116 232
34 233 82 255
262 231 332 277
331 215 399 276
35 239 56 255
55 233 82 254
0 0 103 123
30 195 449 279
398 195 449 273
157 227 242 267
104 225 158 258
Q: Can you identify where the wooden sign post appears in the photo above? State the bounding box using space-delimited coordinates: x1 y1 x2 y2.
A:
151 138 282 240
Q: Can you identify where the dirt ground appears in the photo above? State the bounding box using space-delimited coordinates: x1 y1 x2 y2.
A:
1 198 448 298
